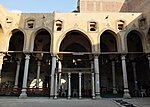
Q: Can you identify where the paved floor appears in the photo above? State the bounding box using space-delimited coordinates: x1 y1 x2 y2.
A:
124 98 150 107
0 97 150 107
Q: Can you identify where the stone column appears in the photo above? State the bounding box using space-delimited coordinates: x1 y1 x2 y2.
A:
132 62 138 96
0 53 4 84
54 73 58 99
19 54 30 99
58 60 62 90
68 73 71 99
50 56 57 98
14 59 21 88
79 72 82 99
147 55 150 72
121 55 131 99
91 73 95 99
112 61 117 94
36 61 41 88
94 55 101 98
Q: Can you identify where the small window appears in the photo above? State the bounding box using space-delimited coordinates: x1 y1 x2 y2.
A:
139 18 147 29
26 20 34 29
117 20 124 30
89 22 97 31
56 20 62 31
5 17 12 28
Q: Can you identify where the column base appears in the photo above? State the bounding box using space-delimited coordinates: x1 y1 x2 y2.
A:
54 96 57 99
68 97 71 99
14 85 18 88
19 89 27 99
79 96 82 99
50 95 54 99
92 96 96 99
95 92 101 99
113 88 118 94
123 89 131 99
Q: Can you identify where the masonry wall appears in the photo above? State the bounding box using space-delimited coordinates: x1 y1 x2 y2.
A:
79 0 128 12
79 0 150 13
127 0 150 13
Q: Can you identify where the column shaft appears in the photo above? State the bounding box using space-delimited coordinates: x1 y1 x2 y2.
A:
79 73 82 99
0 53 4 84
68 73 71 99
58 61 62 90
132 62 138 91
36 61 41 88
132 62 138 96
50 56 57 98
112 61 117 94
14 60 21 88
19 54 30 99
148 56 150 72
121 55 131 99
91 73 95 99
54 73 58 99
94 55 101 98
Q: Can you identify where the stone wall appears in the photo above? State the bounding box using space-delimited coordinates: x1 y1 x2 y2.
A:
79 0 128 12
127 0 150 13
79 0 150 13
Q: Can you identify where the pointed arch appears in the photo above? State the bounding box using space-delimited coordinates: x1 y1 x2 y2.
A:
8 28 26 51
99 29 118 52
6 28 26 51
0 24 4 49
8 29 24 51
56 28 94 52
98 28 121 52
59 30 92 52
30 27 52 51
124 29 146 52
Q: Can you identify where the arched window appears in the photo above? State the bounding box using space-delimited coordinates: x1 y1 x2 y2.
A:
56 20 62 31
117 20 125 31
89 21 97 31
25 18 35 29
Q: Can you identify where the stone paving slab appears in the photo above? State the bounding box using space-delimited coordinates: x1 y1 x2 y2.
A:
0 98 120 107
0 97 150 107
123 98 150 107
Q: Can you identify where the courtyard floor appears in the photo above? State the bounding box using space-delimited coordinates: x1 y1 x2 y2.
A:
0 97 150 107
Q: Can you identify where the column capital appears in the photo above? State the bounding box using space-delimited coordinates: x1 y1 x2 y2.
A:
147 54 150 60
0 53 4 56
51 53 57 57
91 60 94 63
79 72 82 77
132 61 136 66
121 55 126 60
17 60 21 65
94 55 99 59
68 73 71 76
37 60 41 66
25 54 30 60
112 61 115 66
